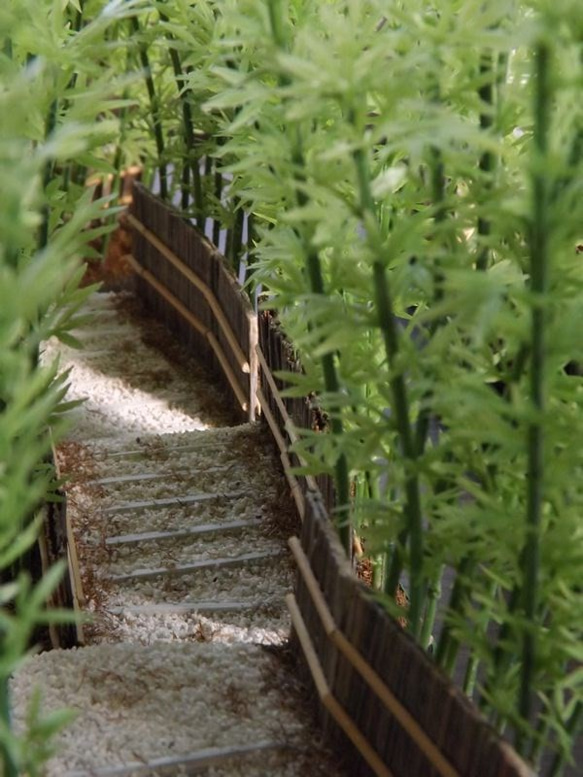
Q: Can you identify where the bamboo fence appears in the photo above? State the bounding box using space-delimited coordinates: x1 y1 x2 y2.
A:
129 183 257 422
290 492 534 777
33 446 80 649
126 185 534 777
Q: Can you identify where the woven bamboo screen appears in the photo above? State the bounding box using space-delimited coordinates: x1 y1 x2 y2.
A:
292 492 533 777
129 184 257 421
257 311 335 514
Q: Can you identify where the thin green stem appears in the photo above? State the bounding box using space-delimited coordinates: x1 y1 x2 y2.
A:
352 141 425 637
374 262 425 636
229 204 245 275
384 524 407 597
549 701 582 777
225 221 233 264
245 212 257 284
519 40 549 727
413 134 449 456
462 580 497 697
420 568 442 650
268 0 351 554
39 99 59 251
462 653 480 698
480 582 521 713
435 556 474 669
159 9 199 215
130 16 168 200
372 554 385 590
529 715 551 770
476 51 496 272
212 169 223 247
179 158 190 211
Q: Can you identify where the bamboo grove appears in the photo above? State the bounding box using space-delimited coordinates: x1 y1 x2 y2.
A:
1 1 581 774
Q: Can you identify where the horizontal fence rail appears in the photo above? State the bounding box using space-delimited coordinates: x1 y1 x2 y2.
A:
129 183 257 422
126 185 533 777
291 493 534 777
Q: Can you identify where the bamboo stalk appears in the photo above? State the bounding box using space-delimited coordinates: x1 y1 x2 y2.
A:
462 653 480 699
39 98 59 251
476 51 496 272
130 15 168 200
435 557 474 672
158 8 205 222
480 582 521 713
179 158 190 211
420 568 442 651
384 525 407 598
247 310 259 422
126 214 250 373
548 701 582 777
268 0 351 555
36 509 61 649
245 212 257 282
229 201 245 274
519 40 549 728
212 169 223 247
352 142 425 637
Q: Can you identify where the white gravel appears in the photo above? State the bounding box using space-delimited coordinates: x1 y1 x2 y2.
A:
10 643 320 776
9 292 345 775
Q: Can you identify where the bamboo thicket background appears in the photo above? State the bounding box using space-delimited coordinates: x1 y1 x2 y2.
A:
5 0 579 774
111 1 582 772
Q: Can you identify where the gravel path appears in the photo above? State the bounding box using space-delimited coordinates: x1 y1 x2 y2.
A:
11 292 345 776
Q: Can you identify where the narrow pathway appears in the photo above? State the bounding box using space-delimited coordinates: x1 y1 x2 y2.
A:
11 293 344 776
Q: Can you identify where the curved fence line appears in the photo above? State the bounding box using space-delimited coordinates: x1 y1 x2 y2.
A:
129 183 258 423
126 183 534 777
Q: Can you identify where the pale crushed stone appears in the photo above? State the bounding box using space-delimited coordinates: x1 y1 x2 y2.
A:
9 292 344 775
10 643 313 776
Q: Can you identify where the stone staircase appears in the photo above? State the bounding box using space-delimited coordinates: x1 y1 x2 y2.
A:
10 292 344 776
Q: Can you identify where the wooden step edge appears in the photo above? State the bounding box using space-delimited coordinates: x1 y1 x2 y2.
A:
109 549 286 583
63 740 290 776
91 436 253 460
104 518 261 546
85 466 232 486
101 491 248 514
105 599 280 615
